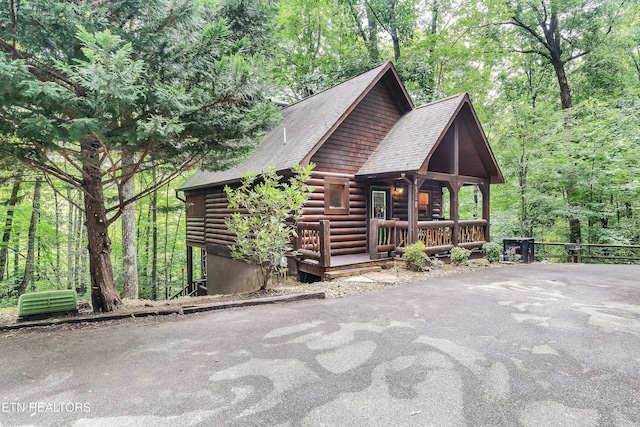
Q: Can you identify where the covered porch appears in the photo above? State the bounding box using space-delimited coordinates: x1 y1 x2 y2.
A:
292 201 488 279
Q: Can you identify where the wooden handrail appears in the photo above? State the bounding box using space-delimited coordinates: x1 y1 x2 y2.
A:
296 220 331 267
369 219 397 259
458 219 488 227
418 220 455 229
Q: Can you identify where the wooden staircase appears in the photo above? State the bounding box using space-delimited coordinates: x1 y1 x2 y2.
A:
298 255 395 280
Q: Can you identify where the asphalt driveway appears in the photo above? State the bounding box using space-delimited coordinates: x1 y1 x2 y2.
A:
1 263 640 426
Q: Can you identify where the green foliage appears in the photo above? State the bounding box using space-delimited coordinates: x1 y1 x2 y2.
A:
482 242 503 263
402 241 430 271
1 0 639 308
450 247 472 265
0 1 280 310
0 172 190 307
225 164 314 289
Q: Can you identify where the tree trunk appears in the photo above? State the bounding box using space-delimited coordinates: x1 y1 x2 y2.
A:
424 0 438 101
551 60 582 242
17 177 42 296
0 179 21 282
81 139 122 312
365 5 380 62
167 208 183 287
122 156 139 299
73 198 84 292
163 186 170 296
386 0 401 61
151 170 158 300
66 187 75 289
54 189 61 280
552 60 573 110
391 34 401 62
141 206 151 278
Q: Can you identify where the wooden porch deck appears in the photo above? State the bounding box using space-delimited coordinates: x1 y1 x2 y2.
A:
296 252 395 279
294 218 487 280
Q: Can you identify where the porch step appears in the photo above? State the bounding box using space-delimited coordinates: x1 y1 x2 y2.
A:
324 265 382 279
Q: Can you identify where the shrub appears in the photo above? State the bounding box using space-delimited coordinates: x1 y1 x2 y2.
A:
225 164 314 290
430 257 445 267
482 241 503 263
403 241 430 271
450 247 472 265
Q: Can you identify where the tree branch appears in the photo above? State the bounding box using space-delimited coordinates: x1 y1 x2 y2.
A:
514 48 552 61
508 16 552 54
347 1 369 44
565 50 592 63
42 174 84 213
105 153 204 226
362 0 392 37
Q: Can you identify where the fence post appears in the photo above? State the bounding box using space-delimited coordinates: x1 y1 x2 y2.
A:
369 219 379 260
319 220 331 267
577 239 581 264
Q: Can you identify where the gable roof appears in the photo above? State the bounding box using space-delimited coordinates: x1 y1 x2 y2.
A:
179 62 412 190
358 93 505 183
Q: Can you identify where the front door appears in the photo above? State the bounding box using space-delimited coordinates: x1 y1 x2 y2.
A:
371 187 391 220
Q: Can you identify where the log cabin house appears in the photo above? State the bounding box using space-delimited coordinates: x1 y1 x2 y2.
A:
178 62 504 295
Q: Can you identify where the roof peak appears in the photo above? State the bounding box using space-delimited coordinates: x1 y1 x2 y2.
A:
414 93 467 110
281 62 391 110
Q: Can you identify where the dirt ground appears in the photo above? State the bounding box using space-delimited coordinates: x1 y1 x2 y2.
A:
0 259 509 327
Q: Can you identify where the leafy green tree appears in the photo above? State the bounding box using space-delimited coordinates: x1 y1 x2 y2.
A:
361 0 418 61
0 1 277 311
274 0 373 99
225 164 314 290
214 0 278 55
492 0 630 243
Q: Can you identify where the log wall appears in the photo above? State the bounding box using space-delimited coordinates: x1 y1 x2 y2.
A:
189 175 448 256
204 187 241 247
309 84 402 174
185 193 206 247
302 171 368 256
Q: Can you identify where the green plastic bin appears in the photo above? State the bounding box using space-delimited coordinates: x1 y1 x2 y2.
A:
17 290 78 321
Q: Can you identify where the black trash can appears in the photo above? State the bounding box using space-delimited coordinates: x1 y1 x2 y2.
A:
503 238 535 263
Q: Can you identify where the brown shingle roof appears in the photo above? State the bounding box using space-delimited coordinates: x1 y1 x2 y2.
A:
179 63 395 190
357 94 466 176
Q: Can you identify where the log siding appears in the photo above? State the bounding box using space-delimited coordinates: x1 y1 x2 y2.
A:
310 84 402 174
302 171 368 255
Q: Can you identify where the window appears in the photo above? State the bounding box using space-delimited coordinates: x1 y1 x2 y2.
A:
324 177 349 215
418 192 430 214
418 191 431 220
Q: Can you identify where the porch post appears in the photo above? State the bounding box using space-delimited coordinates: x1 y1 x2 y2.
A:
402 175 414 244
449 119 461 247
411 176 419 244
479 180 490 241
319 220 331 267
369 219 379 260
186 245 194 291
411 176 427 244
447 178 464 247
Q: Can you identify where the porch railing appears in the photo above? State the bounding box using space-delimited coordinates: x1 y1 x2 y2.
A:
458 219 487 249
168 278 207 300
374 218 487 257
369 220 398 259
295 220 331 267
295 218 488 264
